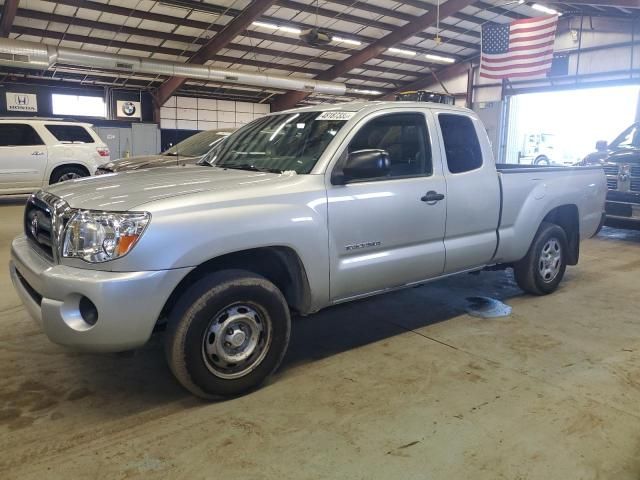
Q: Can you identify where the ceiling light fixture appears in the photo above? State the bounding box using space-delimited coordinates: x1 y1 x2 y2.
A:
387 47 417 56
425 53 455 63
332 36 362 46
252 21 302 35
531 3 561 15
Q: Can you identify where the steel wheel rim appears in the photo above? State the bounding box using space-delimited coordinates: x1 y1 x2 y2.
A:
538 237 562 283
201 303 272 379
58 172 82 182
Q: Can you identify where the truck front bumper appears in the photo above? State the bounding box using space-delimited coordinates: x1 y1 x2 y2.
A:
605 191 640 225
9 235 192 352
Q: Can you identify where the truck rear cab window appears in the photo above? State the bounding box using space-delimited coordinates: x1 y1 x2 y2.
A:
45 125 95 144
348 113 432 178
0 124 44 146
438 114 483 174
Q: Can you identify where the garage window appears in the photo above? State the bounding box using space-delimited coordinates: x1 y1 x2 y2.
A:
51 94 106 118
438 114 483 174
0 124 44 146
45 125 95 144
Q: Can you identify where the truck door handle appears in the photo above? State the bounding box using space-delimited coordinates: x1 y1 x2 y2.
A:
421 191 445 203
31 151 44 156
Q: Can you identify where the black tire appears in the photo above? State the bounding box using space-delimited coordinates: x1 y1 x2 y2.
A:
514 222 568 295
165 269 291 399
50 166 89 184
534 156 550 166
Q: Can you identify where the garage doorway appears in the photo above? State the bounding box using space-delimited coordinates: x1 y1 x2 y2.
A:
504 84 640 165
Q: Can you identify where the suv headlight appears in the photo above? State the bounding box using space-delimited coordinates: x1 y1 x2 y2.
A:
62 211 150 263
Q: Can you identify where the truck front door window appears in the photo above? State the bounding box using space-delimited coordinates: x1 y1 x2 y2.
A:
438 114 483 174
345 113 431 179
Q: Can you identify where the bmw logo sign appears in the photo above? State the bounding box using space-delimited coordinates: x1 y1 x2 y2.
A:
122 101 137 116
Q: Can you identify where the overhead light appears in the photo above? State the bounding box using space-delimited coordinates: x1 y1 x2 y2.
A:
387 47 417 56
531 3 561 15
425 54 455 63
518 0 525 4
252 21 302 35
332 36 362 46
352 89 381 95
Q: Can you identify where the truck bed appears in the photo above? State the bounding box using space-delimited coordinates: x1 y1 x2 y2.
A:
492 165 606 264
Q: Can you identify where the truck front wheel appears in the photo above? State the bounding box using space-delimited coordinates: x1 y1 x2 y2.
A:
514 222 568 295
165 269 291 399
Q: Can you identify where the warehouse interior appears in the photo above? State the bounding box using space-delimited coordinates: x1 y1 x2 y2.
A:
0 0 639 478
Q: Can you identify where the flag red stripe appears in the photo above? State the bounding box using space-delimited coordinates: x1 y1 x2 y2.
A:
510 31 557 45
511 14 556 26
510 21 557 35
480 58 553 71
479 68 550 79
482 49 554 65
508 39 555 52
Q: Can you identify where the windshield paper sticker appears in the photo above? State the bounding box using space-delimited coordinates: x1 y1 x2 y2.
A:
316 111 356 121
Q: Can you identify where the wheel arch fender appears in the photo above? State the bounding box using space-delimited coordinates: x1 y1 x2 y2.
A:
48 162 91 184
160 245 314 323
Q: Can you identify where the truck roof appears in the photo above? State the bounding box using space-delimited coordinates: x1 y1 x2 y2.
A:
279 100 473 116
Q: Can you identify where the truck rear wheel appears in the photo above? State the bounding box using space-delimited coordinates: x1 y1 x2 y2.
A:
514 222 568 295
165 269 291 399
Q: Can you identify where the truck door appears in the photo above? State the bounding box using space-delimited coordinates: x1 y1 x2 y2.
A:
435 113 501 273
0 123 48 191
326 111 447 301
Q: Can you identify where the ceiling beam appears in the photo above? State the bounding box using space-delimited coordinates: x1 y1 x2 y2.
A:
15 8 423 85
38 0 461 71
271 0 477 111
155 0 278 107
18 5 451 80
276 0 481 45
0 0 19 37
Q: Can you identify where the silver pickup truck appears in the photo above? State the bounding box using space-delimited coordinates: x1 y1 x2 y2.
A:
10 101 606 398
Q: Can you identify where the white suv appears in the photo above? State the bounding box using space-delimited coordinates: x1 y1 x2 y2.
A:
0 119 110 194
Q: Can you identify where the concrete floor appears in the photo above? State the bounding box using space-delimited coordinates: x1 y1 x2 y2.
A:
1 197 640 480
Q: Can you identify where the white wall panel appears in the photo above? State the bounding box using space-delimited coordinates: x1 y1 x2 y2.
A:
162 96 271 131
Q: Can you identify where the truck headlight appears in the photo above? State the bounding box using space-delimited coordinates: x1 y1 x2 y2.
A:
62 211 150 263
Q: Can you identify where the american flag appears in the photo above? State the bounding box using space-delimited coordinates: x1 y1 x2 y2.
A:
480 15 558 80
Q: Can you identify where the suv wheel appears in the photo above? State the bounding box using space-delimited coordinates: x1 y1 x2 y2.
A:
165 269 291 399
514 222 568 295
50 166 88 183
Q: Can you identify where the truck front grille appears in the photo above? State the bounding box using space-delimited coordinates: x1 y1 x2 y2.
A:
24 195 55 261
631 165 640 177
631 178 640 193
607 178 618 190
602 165 619 176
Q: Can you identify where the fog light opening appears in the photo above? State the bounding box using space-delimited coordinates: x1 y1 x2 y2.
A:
79 296 98 326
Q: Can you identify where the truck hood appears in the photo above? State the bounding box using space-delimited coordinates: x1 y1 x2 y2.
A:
583 147 640 165
46 165 291 210
99 154 199 172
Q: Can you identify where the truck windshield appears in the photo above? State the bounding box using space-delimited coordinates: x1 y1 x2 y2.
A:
610 123 639 149
208 112 349 174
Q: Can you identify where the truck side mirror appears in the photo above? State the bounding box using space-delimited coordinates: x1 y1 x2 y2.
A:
595 140 608 152
335 149 390 184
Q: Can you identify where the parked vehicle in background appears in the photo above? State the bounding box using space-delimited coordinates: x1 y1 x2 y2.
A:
520 132 556 165
96 128 233 174
10 101 606 399
0 119 109 194
582 122 640 227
